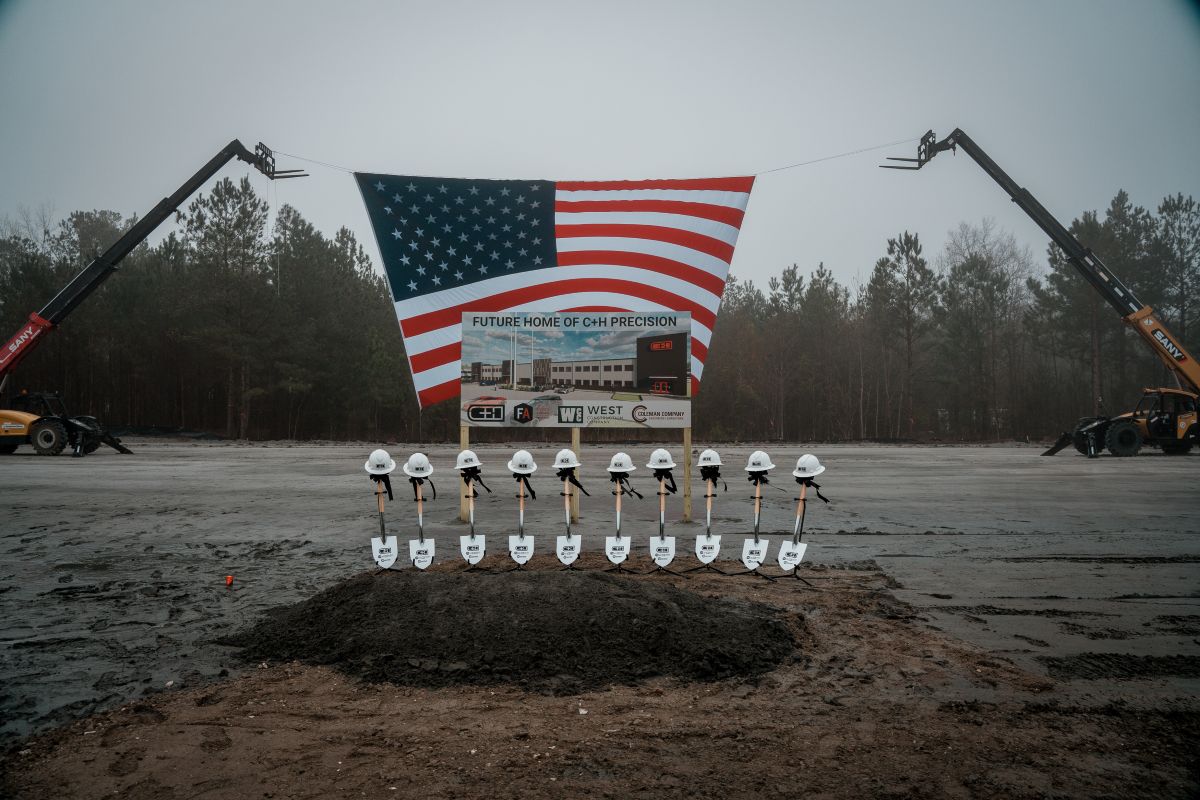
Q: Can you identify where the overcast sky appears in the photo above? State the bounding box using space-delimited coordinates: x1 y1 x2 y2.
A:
1 0 1197 294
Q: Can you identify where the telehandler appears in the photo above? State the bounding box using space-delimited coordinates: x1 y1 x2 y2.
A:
0 140 305 456
885 129 1198 456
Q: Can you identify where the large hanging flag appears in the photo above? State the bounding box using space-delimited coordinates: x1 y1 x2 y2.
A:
355 174 754 408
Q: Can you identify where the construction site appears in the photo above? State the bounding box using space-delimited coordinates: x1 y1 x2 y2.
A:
1 2 1198 799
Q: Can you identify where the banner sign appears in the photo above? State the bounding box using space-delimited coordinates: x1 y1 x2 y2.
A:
460 312 691 428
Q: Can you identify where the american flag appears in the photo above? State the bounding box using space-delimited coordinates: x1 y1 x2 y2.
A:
355 173 754 408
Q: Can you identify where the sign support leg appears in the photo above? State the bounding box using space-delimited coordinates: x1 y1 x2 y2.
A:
459 425 469 523
570 427 581 523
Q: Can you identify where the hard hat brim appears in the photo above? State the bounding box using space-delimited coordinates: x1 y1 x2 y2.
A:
745 463 776 471
792 464 826 478
365 458 397 475
507 461 537 474
606 464 636 472
402 464 433 478
646 460 677 469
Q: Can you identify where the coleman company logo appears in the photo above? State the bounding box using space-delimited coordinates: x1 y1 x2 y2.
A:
1153 329 1187 361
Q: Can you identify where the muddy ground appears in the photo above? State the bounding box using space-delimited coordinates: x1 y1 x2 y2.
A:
1 442 1198 798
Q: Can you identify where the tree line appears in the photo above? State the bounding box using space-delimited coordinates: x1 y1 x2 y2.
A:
1 180 1196 443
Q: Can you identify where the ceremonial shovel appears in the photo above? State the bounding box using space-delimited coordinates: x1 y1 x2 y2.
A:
604 478 633 573
778 482 814 586
645 471 683 577
459 477 486 569
557 474 580 569
732 474 775 581
508 477 534 569
409 481 434 570
370 477 399 569
684 476 725 574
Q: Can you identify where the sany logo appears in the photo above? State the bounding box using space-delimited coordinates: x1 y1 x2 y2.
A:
6 326 35 354
1153 329 1187 362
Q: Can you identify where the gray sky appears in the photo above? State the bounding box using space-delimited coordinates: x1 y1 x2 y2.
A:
1 0 1198 293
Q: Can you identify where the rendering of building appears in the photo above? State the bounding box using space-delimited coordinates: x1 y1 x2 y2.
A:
464 332 688 395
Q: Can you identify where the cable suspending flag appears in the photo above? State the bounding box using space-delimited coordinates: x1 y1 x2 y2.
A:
355 173 754 408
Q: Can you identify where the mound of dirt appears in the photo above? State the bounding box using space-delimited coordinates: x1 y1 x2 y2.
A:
221 570 796 693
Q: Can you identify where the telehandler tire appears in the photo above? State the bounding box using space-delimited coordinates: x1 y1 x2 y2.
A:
1161 441 1192 455
1105 420 1142 457
0 441 19 455
1071 417 1105 455
30 419 68 456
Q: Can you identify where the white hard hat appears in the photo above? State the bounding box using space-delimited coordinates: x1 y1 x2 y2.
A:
607 452 635 473
745 450 775 471
402 452 433 478
507 449 537 474
364 448 396 475
646 448 676 470
456 449 482 470
697 448 721 467
792 453 826 478
553 448 581 470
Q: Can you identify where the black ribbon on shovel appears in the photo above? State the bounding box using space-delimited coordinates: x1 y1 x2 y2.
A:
652 467 677 495
460 466 491 498
747 470 771 495
699 464 727 496
796 476 830 504
409 476 436 501
556 467 590 497
371 473 394 501
609 471 642 499
513 473 536 500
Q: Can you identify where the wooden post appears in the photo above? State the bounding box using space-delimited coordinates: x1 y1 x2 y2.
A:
570 427 581 523
682 379 692 522
458 424 469 522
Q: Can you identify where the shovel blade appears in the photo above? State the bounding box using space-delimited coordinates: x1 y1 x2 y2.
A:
509 535 534 565
556 535 580 565
741 537 769 571
371 535 399 569
460 535 485 565
650 536 676 567
695 534 721 564
778 541 808 571
410 538 435 570
605 535 631 564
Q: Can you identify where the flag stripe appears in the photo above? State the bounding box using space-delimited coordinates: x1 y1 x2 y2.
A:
419 379 462 408
555 199 745 228
555 224 734 262
556 177 754 192
555 236 733 279
556 250 726 296
554 188 750 206
554 212 741 247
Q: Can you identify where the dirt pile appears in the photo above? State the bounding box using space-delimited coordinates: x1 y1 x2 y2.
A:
221 569 796 692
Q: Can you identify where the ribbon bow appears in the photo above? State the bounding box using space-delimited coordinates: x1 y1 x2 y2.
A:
513 473 536 500
371 474 393 501
699 464 727 495
556 467 590 497
608 471 642 499
409 475 436 501
652 467 677 495
796 476 830 504
460 466 491 498
747 470 771 487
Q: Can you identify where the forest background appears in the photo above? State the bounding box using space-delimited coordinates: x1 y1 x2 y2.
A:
2 179 1197 443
